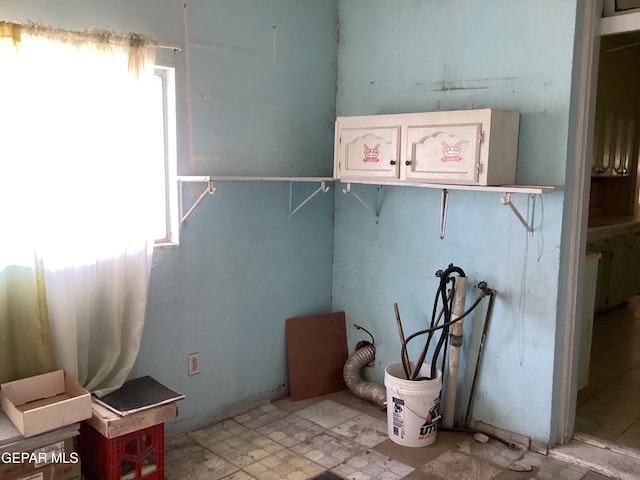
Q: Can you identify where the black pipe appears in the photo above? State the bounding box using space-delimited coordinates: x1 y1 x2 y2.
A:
409 265 464 380
429 275 460 379
409 287 447 379
400 288 488 381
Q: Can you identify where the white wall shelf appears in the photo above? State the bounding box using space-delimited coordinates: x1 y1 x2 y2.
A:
176 176 334 224
338 180 562 238
176 175 561 236
338 178 560 194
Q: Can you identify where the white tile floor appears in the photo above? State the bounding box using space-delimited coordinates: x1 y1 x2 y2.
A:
164 392 617 480
161 295 640 480
165 399 415 480
575 296 640 451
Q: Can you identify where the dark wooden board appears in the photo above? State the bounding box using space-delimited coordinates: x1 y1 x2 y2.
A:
285 311 348 401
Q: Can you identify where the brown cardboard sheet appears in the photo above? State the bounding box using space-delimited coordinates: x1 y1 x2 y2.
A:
285 311 348 401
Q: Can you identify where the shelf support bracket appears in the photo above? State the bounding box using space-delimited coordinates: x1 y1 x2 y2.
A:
440 189 449 239
342 183 380 223
501 192 534 232
180 177 217 225
289 180 330 217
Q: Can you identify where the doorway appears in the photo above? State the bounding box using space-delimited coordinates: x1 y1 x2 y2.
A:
574 15 640 453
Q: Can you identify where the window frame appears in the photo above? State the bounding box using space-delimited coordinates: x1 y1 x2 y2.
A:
154 65 179 247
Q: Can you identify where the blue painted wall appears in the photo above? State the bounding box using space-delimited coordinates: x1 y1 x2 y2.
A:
186 0 337 177
135 0 338 434
138 180 335 433
334 0 578 443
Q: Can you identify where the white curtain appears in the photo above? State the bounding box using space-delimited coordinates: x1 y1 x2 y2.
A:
0 24 159 396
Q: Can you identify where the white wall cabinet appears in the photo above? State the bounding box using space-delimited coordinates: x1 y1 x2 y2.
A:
334 109 520 186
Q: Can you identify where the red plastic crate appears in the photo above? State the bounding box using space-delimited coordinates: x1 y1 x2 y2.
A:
80 422 165 480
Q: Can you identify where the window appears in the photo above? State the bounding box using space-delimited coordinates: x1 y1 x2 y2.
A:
0 23 169 395
0 25 174 266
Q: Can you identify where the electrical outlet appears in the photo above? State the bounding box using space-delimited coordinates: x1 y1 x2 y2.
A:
188 352 200 376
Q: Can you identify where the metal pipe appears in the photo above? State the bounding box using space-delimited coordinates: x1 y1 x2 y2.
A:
464 286 496 428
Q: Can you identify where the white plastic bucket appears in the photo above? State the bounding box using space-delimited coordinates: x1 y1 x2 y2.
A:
384 363 442 447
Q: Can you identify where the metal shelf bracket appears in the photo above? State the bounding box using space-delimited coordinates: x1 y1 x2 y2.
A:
289 180 330 217
440 189 449 239
501 192 534 232
177 176 334 225
180 177 216 225
342 183 381 223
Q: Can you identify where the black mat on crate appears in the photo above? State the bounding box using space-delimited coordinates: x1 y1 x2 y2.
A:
312 473 345 480
94 376 185 415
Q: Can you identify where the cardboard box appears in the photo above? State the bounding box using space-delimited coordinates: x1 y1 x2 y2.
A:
87 401 177 439
1 438 77 480
0 372 91 438
4 460 80 480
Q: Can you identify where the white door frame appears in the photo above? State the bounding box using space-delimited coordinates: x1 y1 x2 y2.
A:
560 0 640 445
558 0 601 445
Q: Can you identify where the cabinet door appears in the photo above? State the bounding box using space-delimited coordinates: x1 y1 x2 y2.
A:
588 237 611 312
405 122 482 184
623 238 640 299
592 110 635 176
592 112 604 174
594 247 610 312
336 125 401 180
632 232 640 297
600 111 616 175
608 244 629 308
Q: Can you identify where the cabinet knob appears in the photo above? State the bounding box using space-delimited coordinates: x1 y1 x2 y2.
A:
390 160 397 165
405 161 412 166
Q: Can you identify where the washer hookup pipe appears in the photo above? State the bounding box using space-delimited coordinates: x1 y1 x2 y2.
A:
442 275 467 429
